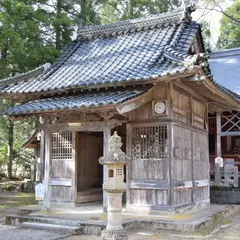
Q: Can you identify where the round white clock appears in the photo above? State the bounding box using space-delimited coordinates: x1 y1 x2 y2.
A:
154 101 166 114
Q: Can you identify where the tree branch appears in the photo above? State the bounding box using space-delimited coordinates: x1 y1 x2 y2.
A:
210 0 240 24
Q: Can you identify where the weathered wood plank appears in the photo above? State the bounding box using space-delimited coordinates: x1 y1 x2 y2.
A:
43 127 51 211
51 179 72 186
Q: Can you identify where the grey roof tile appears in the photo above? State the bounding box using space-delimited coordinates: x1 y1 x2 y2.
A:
209 48 240 97
4 88 146 116
0 9 200 94
0 63 51 89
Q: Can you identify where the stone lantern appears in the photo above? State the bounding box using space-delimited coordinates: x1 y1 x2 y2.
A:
99 131 129 240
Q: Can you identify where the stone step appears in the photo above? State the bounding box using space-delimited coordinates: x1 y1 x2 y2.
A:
6 214 105 235
6 215 81 227
21 222 82 234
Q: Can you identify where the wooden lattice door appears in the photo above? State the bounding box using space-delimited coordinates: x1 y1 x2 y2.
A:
127 123 168 207
50 131 75 203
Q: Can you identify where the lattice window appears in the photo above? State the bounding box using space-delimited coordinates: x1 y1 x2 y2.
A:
116 169 122 176
51 132 73 160
132 125 168 160
221 111 240 132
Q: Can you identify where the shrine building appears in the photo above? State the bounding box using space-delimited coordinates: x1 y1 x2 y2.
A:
0 7 240 212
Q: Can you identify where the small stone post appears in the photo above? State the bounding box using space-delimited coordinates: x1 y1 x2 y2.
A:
215 157 223 186
99 131 129 240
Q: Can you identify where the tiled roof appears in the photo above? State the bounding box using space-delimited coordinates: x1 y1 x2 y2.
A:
4 89 146 116
22 125 42 149
209 48 240 97
0 8 202 94
0 63 51 88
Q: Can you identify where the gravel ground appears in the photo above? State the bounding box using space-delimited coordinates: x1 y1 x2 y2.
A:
0 225 70 240
0 210 240 240
63 209 240 240
1 192 240 240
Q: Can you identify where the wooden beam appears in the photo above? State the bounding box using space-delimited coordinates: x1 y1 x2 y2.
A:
51 179 72 186
116 88 153 114
201 74 240 110
216 112 222 157
42 119 123 133
220 131 240 136
42 126 51 211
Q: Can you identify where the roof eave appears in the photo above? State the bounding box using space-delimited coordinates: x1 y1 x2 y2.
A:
0 68 200 102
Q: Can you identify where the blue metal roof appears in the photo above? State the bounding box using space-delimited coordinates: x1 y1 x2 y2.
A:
209 48 240 96
0 9 201 94
4 89 146 116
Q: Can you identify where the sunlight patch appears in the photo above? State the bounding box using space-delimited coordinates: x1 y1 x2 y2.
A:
137 232 154 236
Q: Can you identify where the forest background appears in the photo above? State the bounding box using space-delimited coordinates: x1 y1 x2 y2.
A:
0 0 239 179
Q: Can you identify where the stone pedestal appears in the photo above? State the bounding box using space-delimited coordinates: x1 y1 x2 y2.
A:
107 193 123 230
101 229 128 240
99 131 129 240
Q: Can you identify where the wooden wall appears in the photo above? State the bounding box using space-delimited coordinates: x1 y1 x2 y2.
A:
173 125 192 182
126 81 209 211
76 132 103 190
192 130 209 204
173 124 209 207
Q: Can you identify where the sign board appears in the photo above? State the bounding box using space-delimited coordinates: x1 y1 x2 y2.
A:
35 183 44 201
215 157 223 167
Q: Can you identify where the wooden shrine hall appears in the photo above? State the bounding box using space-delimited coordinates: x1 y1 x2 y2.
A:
0 7 240 213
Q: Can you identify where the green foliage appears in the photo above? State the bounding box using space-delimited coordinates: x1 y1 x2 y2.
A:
0 0 103 177
201 20 212 52
217 0 240 49
0 100 37 177
0 0 58 77
0 0 179 178
100 0 181 23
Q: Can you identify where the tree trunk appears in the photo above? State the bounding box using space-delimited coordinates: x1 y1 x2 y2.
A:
0 43 8 78
7 119 14 179
56 0 62 50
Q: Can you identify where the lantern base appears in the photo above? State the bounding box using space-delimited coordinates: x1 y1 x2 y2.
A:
101 229 128 240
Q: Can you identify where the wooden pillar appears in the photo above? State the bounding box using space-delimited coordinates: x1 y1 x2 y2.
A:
216 112 222 157
167 82 174 208
103 122 111 212
43 127 52 211
40 130 45 182
126 123 131 206
72 131 77 204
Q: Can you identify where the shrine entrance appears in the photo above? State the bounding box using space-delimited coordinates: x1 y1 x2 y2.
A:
76 132 104 203
75 124 126 204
